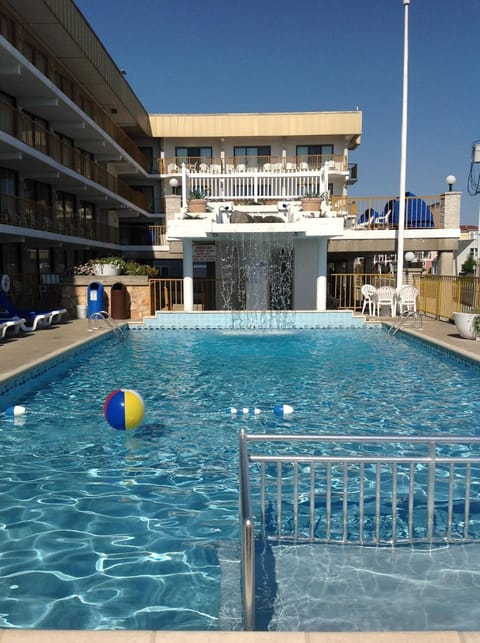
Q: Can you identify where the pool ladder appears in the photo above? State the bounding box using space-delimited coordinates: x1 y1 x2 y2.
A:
388 310 423 336
88 310 127 341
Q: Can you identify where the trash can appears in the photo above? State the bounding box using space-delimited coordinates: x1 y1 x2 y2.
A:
110 282 129 319
87 281 105 318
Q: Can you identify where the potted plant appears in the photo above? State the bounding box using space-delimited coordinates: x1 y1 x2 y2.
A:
188 189 208 214
92 256 126 276
453 309 480 340
301 192 321 212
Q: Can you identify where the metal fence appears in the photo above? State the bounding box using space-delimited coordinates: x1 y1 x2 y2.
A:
329 273 480 320
239 430 480 630
147 274 480 320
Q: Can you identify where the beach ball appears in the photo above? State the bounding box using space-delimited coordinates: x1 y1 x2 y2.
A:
104 389 144 431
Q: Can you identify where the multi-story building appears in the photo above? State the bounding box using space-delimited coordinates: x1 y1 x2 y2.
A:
0 0 461 314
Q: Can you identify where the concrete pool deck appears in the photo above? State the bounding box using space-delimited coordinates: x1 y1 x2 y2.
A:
1 316 480 642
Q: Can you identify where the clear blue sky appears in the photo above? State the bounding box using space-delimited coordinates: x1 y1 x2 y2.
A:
75 0 480 225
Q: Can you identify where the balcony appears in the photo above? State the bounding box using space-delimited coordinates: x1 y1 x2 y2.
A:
0 100 148 211
160 153 348 176
0 12 149 171
0 192 119 244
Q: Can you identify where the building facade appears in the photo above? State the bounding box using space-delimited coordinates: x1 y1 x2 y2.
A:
0 0 461 313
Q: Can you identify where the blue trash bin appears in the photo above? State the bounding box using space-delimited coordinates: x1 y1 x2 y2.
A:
87 281 105 318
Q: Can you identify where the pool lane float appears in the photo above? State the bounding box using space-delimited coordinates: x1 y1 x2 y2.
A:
104 389 144 431
273 404 294 416
229 407 261 415
228 404 294 416
4 405 26 417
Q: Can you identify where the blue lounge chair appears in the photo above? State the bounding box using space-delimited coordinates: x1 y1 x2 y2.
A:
0 290 67 331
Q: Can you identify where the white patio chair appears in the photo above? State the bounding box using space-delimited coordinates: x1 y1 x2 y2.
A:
361 284 377 316
397 285 419 314
375 286 397 317
373 209 391 228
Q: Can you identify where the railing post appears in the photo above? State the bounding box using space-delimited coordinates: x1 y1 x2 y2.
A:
239 428 255 631
426 440 436 540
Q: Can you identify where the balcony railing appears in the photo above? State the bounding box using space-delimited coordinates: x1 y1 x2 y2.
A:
331 195 444 229
0 192 119 243
0 100 148 211
0 13 148 171
160 154 347 175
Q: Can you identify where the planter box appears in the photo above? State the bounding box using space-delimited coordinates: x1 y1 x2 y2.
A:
93 263 121 276
301 197 321 212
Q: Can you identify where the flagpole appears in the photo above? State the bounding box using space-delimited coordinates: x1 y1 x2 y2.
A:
396 0 410 290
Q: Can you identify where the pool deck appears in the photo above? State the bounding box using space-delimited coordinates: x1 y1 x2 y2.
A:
1 316 480 642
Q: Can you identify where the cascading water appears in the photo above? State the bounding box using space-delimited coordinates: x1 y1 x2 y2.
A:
216 232 294 311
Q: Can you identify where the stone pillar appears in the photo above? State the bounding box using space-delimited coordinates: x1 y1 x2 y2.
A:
437 250 455 276
316 237 328 310
440 191 461 228
183 239 194 311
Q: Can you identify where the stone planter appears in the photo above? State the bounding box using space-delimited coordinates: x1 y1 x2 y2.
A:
93 263 121 276
453 312 479 340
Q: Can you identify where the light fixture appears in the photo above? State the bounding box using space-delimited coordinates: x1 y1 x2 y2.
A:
405 251 415 263
169 178 179 188
446 175 456 192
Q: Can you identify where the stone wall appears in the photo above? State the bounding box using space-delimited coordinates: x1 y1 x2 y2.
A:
62 276 150 320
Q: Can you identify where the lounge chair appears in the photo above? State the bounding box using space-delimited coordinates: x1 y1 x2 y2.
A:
0 290 67 330
0 317 26 339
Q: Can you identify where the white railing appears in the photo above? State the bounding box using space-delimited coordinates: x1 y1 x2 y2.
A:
181 162 331 206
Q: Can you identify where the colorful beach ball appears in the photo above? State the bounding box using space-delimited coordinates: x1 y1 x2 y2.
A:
104 389 144 431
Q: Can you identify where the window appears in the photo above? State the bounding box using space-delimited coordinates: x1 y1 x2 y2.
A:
234 146 270 169
176 147 212 168
296 145 334 166
55 191 75 235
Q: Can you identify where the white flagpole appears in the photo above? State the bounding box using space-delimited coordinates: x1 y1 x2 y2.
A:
396 0 410 290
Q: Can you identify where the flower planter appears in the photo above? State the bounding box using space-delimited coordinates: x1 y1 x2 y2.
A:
301 197 321 212
188 198 207 214
453 312 478 340
93 263 121 276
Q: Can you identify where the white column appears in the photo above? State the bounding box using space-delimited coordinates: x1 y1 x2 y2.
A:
316 237 328 311
181 163 188 209
183 239 194 311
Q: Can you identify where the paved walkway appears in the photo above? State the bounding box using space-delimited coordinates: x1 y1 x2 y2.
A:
1 316 480 642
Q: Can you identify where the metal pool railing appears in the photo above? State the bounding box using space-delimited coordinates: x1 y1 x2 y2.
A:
239 429 480 630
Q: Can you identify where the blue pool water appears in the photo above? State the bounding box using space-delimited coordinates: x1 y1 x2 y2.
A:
1 328 480 631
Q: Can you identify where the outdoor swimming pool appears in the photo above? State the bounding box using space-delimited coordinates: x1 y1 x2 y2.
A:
1 327 480 631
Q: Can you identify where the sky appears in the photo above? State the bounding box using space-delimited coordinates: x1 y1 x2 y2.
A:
75 0 480 225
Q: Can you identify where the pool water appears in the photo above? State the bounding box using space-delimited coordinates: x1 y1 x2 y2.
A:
0 328 480 631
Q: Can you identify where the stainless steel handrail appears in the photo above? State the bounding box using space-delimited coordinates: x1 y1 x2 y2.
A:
239 431 480 628
239 428 255 631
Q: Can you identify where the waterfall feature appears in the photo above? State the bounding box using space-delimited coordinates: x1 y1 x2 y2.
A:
216 232 294 310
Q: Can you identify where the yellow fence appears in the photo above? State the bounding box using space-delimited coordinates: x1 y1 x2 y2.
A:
329 274 480 319
148 275 480 320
